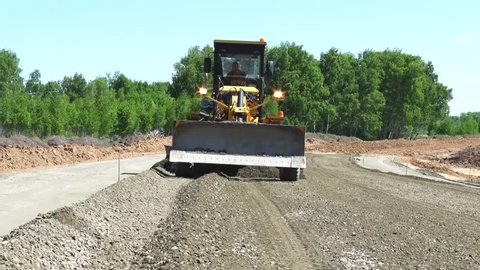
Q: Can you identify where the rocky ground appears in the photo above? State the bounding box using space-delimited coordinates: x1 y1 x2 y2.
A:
2 154 479 269
0 169 188 270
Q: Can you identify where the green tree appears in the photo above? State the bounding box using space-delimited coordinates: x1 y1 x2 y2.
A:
430 117 455 135
0 49 24 96
30 96 52 137
71 97 99 136
266 42 329 131
171 45 213 98
44 81 63 97
62 73 87 101
373 50 451 139
25 70 45 97
320 48 360 136
109 72 133 99
175 94 200 121
150 82 173 131
1 91 32 134
459 113 479 135
423 62 452 126
356 50 385 139
116 99 139 136
49 94 71 135
86 78 118 137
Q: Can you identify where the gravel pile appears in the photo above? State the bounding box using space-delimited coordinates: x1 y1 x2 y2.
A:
0 135 49 148
69 136 107 147
0 135 106 148
46 136 70 146
116 132 165 147
306 132 362 142
235 166 279 179
134 174 282 269
0 171 188 270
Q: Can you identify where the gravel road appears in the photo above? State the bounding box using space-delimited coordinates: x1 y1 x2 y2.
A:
2 153 479 269
0 154 165 236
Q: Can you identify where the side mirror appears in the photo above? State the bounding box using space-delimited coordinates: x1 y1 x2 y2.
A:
267 60 275 76
204 58 212 73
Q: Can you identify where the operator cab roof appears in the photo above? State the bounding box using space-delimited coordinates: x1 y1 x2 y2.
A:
214 39 266 55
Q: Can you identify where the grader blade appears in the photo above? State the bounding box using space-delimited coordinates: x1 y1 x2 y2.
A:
169 121 305 169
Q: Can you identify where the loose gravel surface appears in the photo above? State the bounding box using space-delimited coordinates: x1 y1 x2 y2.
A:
2 154 480 269
0 170 188 270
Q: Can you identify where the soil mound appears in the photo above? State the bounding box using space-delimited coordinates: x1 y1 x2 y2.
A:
306 133 362 142
46 136 70 146
446 145 480 168
0 135 49 148
69 136 107 147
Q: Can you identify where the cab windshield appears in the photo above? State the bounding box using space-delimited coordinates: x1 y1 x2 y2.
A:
220 53 261 85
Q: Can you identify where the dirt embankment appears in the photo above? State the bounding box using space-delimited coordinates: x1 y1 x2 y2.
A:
306 136 480 180
1 134 479 180
306 136 479 160
0 135 171 173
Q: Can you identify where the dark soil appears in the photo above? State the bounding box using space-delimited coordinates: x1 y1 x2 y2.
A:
0 135 49 148
117 133 165 146
0 135 106 148
46 136 70 146
158 158 306 180
445 145 480 168
68 136 107 147
306 132 362 142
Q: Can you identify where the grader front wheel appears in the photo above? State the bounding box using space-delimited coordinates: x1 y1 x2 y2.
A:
279 168 300 181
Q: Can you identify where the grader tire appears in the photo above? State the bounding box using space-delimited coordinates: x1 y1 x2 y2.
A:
279 168 300 181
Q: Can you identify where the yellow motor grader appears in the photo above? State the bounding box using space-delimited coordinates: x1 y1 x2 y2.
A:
168 39 306 181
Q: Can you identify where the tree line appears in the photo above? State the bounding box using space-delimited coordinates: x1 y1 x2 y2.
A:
171 44 478 139
432 112 480 136
0 45 478 140
0 49 199 138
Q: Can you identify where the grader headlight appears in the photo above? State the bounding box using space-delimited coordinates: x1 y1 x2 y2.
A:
273 89 285 101
197 86 208 95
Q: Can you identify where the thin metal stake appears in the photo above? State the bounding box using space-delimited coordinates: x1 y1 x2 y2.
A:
118 153 121 181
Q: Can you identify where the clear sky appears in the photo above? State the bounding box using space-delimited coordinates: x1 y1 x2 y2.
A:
1 0 478 115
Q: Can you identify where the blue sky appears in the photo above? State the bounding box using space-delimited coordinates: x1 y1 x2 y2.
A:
1 0 478 115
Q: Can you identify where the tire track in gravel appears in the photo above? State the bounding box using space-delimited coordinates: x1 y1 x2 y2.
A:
261 153 480 269
241 182 313 270
310 154 480 221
